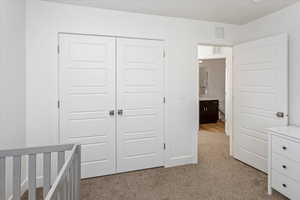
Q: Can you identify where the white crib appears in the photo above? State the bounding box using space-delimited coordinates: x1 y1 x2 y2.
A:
0 144 81 200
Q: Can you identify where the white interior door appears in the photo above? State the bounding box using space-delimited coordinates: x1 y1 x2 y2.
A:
59 34 116 178
116 38 165 173
233 34 288 172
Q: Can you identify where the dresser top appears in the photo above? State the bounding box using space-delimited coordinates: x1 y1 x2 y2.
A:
269 126 300 140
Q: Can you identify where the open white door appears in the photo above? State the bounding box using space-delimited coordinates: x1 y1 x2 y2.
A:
233 34 288 172
116 38 165 173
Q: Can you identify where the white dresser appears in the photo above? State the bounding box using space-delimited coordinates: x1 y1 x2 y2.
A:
268 126 300 199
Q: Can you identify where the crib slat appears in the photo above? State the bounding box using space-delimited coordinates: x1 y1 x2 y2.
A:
69 167 72 200
74 154 78 200
43 152 51 198
57 151 65 200
0 157 6 200
69 168 72 200
74 161 78 200
63 177 67 200
75 145 81 200
72 159 75 200
56 178 66 200
57 151 65 172
58 181 66 200
68 168 71 200
28 154 37 200
13 156 21 200
65 175 69 200
68 167 71 200
54 191 58 200
72 161 75 200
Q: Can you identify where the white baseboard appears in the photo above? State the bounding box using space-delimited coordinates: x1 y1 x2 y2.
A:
165 155 194 168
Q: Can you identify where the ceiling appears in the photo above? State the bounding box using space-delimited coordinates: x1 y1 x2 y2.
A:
44 0 300 24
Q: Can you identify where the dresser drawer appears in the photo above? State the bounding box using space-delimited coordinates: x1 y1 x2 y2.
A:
272 153 300 182
272 135 300 162
272 170 300 200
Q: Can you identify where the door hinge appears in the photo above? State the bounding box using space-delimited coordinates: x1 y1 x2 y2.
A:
163 143 166 150
163 97 166 104
57 45 60 54
163 50 166 58
57 100 60 109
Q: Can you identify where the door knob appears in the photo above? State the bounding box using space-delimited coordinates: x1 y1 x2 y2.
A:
109 110 115 116
282 165 287 169
118 109 123 116
282 146 287 150
276 112 284 118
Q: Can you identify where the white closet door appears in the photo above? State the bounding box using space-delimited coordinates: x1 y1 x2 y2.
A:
59 34 116 178
233 34 288 172
116 38 165 172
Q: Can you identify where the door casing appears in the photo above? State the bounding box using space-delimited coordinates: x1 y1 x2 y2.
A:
198 44 234 156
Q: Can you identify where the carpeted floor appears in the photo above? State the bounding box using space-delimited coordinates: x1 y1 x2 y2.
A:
22 123 287 200
79 124 287 200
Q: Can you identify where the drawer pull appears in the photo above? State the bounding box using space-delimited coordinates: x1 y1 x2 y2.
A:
282 146 287 150
282 165 287 169
282 183 287 188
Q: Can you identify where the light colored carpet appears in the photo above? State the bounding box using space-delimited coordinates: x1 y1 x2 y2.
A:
79 127 287 200
22 125 287 200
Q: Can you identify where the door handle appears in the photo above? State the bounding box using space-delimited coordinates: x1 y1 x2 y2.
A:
282 146 287 150
109 110 115 116
276 112 284 118
282 165 287 169
118 109 123 116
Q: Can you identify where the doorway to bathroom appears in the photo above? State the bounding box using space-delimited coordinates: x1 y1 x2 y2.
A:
198 45 233 155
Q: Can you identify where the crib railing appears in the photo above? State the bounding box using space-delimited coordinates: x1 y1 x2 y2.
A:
0 144 81 200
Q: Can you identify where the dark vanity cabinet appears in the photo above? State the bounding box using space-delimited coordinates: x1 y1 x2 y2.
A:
199 100 219 124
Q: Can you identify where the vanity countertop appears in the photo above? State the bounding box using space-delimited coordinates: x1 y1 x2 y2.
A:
268 126 300 141
199 97 218 101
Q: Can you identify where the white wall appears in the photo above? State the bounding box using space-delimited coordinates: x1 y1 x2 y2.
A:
25 0 237 167
0 0 26 149
198 46 215 59
237 1 300 126
0 0 26 198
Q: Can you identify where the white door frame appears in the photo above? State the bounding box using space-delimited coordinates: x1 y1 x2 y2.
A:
57 33 167 171
197 43 234 156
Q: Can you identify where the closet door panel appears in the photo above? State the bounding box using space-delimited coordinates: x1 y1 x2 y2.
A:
116 38 165 172
59 34 116 178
